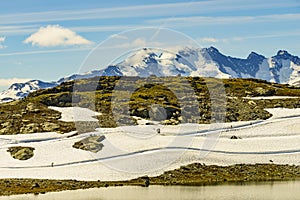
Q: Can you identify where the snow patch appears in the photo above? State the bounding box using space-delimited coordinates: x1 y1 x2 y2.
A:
255 59 272 81
278 59 293 83
243 96 299 100
49 106 102 122
265 108 300 119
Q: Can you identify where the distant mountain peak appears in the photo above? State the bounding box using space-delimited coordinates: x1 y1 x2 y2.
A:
275 50 293 60
247 52 265 60
207 46 219 53
277 50 290 56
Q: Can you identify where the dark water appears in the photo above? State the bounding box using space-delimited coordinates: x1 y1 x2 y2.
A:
2 181 300 200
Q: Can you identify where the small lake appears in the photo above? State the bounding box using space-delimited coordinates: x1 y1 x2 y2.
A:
2 181 300 200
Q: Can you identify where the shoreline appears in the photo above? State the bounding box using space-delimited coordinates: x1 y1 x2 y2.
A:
1 163 300 196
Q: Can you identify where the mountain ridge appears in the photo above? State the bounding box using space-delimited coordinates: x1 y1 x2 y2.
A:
1 46 300 103
0 80 57 103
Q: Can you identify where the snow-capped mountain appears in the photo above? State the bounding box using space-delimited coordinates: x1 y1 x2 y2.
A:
101 47 230 78
1 46 300 103
101 47 300 85
0 80 58 103
204 47 300 85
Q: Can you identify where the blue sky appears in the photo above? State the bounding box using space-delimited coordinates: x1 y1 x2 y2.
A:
0 0 300 90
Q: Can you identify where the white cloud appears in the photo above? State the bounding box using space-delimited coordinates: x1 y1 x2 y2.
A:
0 78 31 87
214 32 300 44
132 38 147 46
232 32 300 40
1 12 300 37
148 13 300 27
24 25 92 47
199 37 219 43
110 34 128 40
0 36 7 49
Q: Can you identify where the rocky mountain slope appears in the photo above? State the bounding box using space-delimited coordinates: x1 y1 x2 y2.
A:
2 76 300 135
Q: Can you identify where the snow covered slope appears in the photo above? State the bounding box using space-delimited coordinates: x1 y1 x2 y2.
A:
0 80 57 103
1 107 300 181
101 47 230 78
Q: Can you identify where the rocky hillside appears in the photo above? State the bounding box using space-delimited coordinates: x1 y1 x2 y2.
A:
1 76 300 135
0 100 75 135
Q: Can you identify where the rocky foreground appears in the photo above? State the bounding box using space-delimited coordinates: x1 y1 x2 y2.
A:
1 163 300 196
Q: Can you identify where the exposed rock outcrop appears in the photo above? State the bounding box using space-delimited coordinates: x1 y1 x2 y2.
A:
73 135 105 153
7 146 35 160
